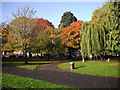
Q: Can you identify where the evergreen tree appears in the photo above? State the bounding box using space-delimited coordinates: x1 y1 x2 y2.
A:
58 11 77 29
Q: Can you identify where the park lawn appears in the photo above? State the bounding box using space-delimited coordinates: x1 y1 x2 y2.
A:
58 60 119 77
2 61 60 70
2 73 71 88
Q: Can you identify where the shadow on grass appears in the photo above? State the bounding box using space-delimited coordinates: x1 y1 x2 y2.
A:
74 65 86 69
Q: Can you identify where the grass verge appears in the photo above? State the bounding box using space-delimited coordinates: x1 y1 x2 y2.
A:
58 60 119 77
2 61 60 70
2 73 71 88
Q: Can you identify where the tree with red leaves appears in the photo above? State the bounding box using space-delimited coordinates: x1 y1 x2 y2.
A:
33 18 54 32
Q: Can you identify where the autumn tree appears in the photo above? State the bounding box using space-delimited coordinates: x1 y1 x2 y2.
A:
1 23 8 51
30 18 65 60
50 28 65 55
1 23 11 52
58 11 77 29
1 23 17 53
33 18 54 31
9 7 36 64
60 21 83 48
30 18 54 54
31 27 65 60
60 21 83 59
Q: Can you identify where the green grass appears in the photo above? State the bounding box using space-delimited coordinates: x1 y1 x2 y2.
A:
58 60 119 77
2 61 61 70
2 73 71 88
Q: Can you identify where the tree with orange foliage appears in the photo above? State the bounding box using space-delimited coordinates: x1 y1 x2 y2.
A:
60 21 83 48
60 21 83 59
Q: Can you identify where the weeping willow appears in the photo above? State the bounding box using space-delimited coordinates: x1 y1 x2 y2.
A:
80 22 106 56
80 1 120 56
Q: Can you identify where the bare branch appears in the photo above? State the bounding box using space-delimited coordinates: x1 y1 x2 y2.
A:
12 7 36 19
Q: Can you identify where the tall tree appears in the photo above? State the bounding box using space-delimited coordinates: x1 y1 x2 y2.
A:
93 1 120 54
1 23 12 52
80 22 91 56
80 1 120 58
80 22 106 58
60 21 83 48
9 7 36 63
58 11 77 29
30 18 55 54
104 1 120 54
1 23 17 53
60 21 83 59
31 27 65 60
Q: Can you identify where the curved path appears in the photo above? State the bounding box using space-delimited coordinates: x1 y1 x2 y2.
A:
2 62 119 88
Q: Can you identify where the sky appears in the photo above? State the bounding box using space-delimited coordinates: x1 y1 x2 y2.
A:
1 2 106 28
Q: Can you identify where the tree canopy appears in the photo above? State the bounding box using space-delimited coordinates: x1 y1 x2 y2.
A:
60 21 83 49
58 11 77 29
7 7 36 58
80 1 120 57
1 1 120 60
33 18 54 32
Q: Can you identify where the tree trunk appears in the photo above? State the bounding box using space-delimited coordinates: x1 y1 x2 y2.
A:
68 47 72 59
47 54 50 61
23 50 28 64
41 54 43 59
29 52 32 57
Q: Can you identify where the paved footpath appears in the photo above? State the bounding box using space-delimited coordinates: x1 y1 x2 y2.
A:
2 62 119 88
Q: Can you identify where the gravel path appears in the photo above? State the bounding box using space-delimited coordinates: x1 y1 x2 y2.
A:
2 63 119 88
